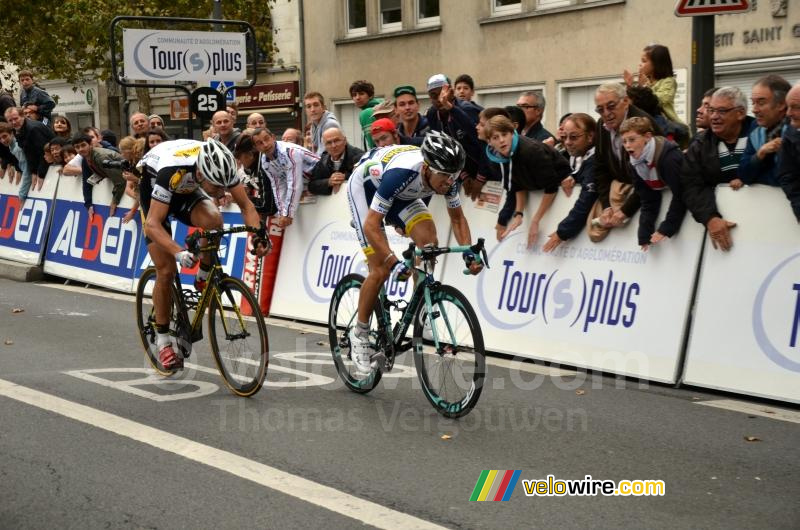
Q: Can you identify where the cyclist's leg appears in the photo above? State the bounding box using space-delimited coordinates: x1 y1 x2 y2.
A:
397 199 437 273
183 193 220 286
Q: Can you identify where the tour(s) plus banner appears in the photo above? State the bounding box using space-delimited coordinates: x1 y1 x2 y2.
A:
0 167 59 265
269 190 453 324
43 174 141 292
123 28 247 82
439 187 705 383
683 186 800 403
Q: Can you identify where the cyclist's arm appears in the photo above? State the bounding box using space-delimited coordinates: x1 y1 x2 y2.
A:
229 182 262 229
144 199 183 255
446 205 473 246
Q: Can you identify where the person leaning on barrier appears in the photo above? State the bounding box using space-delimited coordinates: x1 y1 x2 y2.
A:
252 127 320 228
4 106 53 195
777 83 800 223
72 133 128 218
739 74 791 187
620 117 687 251
308 127 364 195
233 132 277 219
0 121 28 198
484 115 569 248
118 136 146 225
543 113 599 253
680 87 757 251
590 82 663 242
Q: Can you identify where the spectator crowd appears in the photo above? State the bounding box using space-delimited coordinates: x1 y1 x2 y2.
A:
2 45 800 257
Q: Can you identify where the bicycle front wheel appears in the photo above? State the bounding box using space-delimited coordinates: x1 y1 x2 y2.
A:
135 267 186 376
207 277 269 397
328 273 383 393
413 285 486 418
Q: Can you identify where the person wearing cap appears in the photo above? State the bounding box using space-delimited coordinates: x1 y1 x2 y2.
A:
370 118 400 148
394 85 430 146
425 73 483 185
148 114 165 130
308 127 364 195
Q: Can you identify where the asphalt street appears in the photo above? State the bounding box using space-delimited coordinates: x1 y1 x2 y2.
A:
0 278 798 529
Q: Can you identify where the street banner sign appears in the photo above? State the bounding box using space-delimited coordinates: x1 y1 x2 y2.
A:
123 28 246 82
675 0 750 16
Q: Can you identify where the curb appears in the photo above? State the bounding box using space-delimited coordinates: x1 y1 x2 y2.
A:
0 259 44 282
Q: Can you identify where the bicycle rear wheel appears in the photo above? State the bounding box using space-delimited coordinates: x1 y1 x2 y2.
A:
413 285 486 418
328 273 383 393
135 267 189 376
207 277 269 397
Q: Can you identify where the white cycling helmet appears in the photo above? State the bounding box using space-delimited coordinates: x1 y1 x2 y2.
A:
197 139 239 187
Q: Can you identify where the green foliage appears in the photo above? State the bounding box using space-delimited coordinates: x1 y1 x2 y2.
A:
0 0 277 89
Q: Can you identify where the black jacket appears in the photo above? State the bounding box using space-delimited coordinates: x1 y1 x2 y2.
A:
308 143 365 195
491 135 570 226
777 126 800 222
16 118 54 177
680 116 757 226
594 105 663 218
632 137 687 245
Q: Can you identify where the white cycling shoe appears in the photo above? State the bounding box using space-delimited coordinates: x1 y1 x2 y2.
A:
349 328 375 374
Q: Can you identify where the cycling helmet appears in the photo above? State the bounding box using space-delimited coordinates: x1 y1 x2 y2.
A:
198 139 239 187
420 131 466 175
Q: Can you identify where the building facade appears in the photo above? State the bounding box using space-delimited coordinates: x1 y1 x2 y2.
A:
302 0 799 145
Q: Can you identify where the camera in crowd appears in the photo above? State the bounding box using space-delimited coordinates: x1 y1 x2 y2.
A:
101 158 133 172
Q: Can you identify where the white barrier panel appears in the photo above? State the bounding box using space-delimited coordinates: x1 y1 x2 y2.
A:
269 191 452 324
43 174 140 292
0 166 59 265
440 187 705 383
683 186 800 403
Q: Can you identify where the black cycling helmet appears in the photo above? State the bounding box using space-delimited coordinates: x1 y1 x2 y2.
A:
198 139 239 187
420 131 466 175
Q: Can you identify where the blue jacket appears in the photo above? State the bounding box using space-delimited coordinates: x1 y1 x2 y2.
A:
20 85 55 122
739 120 788 186
426 99 482 177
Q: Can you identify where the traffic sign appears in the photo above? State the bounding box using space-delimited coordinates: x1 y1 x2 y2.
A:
210 80 236 103
191 87 225 119
675 0 750 17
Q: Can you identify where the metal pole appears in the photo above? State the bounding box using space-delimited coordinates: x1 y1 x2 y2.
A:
691 15 715 133
213 0 222 31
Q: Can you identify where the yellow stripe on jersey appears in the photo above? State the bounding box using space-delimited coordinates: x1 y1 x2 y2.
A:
380 145 417 163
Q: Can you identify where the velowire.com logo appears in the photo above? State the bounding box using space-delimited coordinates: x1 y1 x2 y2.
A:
469 470 521 501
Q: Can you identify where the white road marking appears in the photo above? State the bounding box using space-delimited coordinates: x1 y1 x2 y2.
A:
695 399 800 424
0 378 445 529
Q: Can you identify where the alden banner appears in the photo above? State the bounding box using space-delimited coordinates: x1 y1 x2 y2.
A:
122 28 247 82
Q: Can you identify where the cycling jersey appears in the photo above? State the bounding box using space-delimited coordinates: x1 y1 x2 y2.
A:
137 139 210 244
137 139 205 205
347 145 461 252
259 140 319 218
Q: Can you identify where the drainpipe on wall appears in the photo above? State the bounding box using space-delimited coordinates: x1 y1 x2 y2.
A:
298 0 307 129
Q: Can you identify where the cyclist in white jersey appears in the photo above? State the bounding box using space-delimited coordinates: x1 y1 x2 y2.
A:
138 139 270 370
251 127 319 229
346 131 484 373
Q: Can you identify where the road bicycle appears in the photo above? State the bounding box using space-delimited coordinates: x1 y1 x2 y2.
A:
328 239 489 418
135 226 269 397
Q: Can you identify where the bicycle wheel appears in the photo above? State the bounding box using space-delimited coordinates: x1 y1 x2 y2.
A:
207 277 269 397
135 267 188 376
413 285 486 418
328 273 383 393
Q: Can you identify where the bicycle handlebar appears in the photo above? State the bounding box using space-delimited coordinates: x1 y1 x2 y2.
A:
185 225 266 254
400 238 489 275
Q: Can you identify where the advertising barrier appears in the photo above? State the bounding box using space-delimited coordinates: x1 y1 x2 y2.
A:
683 186 800 403
439 187 705 383
44 173 141 292
269 190 453 324
0 166 59 265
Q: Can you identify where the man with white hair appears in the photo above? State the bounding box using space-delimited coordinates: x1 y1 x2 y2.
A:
778 83 800 222
681 86 757 251
589 82 662 242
